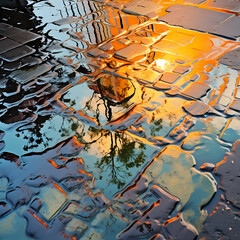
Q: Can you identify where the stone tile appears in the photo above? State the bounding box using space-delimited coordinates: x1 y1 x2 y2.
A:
172 65 191 74
159 4 233 33
9 63 51 83
160 72 181 84
118 38 131 45
200 202 240 240
235 88 240 99
206 0 240 12
0 23 12 31
190 73 200 81
230 99 240 111
99 42 114 51
182 101 210 115
10 30 42 44
53 16 80 26
0 26 26 38
87 48 105 58
153 81 171 90
218 47 240 71
200 163 215 171
38 184 68 220
181 82 211 99
0 38 22 54
0 45 35 62
123 0 163 17
162 215 197 240
114 43 150 60
217 95 231 107
211 16 240 40
215 140 240 209
129 68 161 84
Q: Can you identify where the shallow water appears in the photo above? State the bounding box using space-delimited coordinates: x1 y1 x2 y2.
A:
0 0 240 239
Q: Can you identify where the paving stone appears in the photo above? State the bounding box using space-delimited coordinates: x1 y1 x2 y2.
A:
190 73 200 81
0 38 22 54
199 202 240 239
182 101 210 115
0 26 26 38
9 63 51 83
160 72 181 84
87 48 105 58
215 140 240 209
181 82 211 99
217 95 232 107
211 16 240 40
65 218 88 238
159 4 233 33
118 38 131 45
0 45 35 62
199 163 215 171
230 99 240 112
235 88 240 99
172 65 191 74
123 0 162 17
53 16 80 26
129 68 161 84
206 0 240 13
99 42 114 51
218 47 240 71
0 23 12 31
38 184 68 220
114 43 150 60
153 81 171 90
162 215 197 240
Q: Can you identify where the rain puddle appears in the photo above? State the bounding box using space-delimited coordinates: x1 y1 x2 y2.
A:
0 0 240 239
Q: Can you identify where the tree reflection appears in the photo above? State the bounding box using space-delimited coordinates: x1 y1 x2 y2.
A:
96 131 146 189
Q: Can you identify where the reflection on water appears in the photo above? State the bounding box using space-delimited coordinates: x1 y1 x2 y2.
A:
0 0 240 239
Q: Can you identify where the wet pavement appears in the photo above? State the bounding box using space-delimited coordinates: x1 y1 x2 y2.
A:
0 0 240 239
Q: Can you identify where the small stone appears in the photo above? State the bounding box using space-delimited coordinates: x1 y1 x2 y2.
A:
38 184 68 220
123 0 162 17
9 64 51 84
53 16 80 26
200 163 215 171
218 47 240 71
173 65 191 75
114 43 150 60
87 48 105 58
181 82 211 99
129 68 161 84
217 95 231 107
99 43 114 51
160 72 181 84
153 81 171 90
162 215 197 240
230 100 240 112
183 101 210 116
190 74 200 81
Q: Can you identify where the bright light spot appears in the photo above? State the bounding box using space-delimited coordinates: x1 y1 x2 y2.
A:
155 59 168 69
